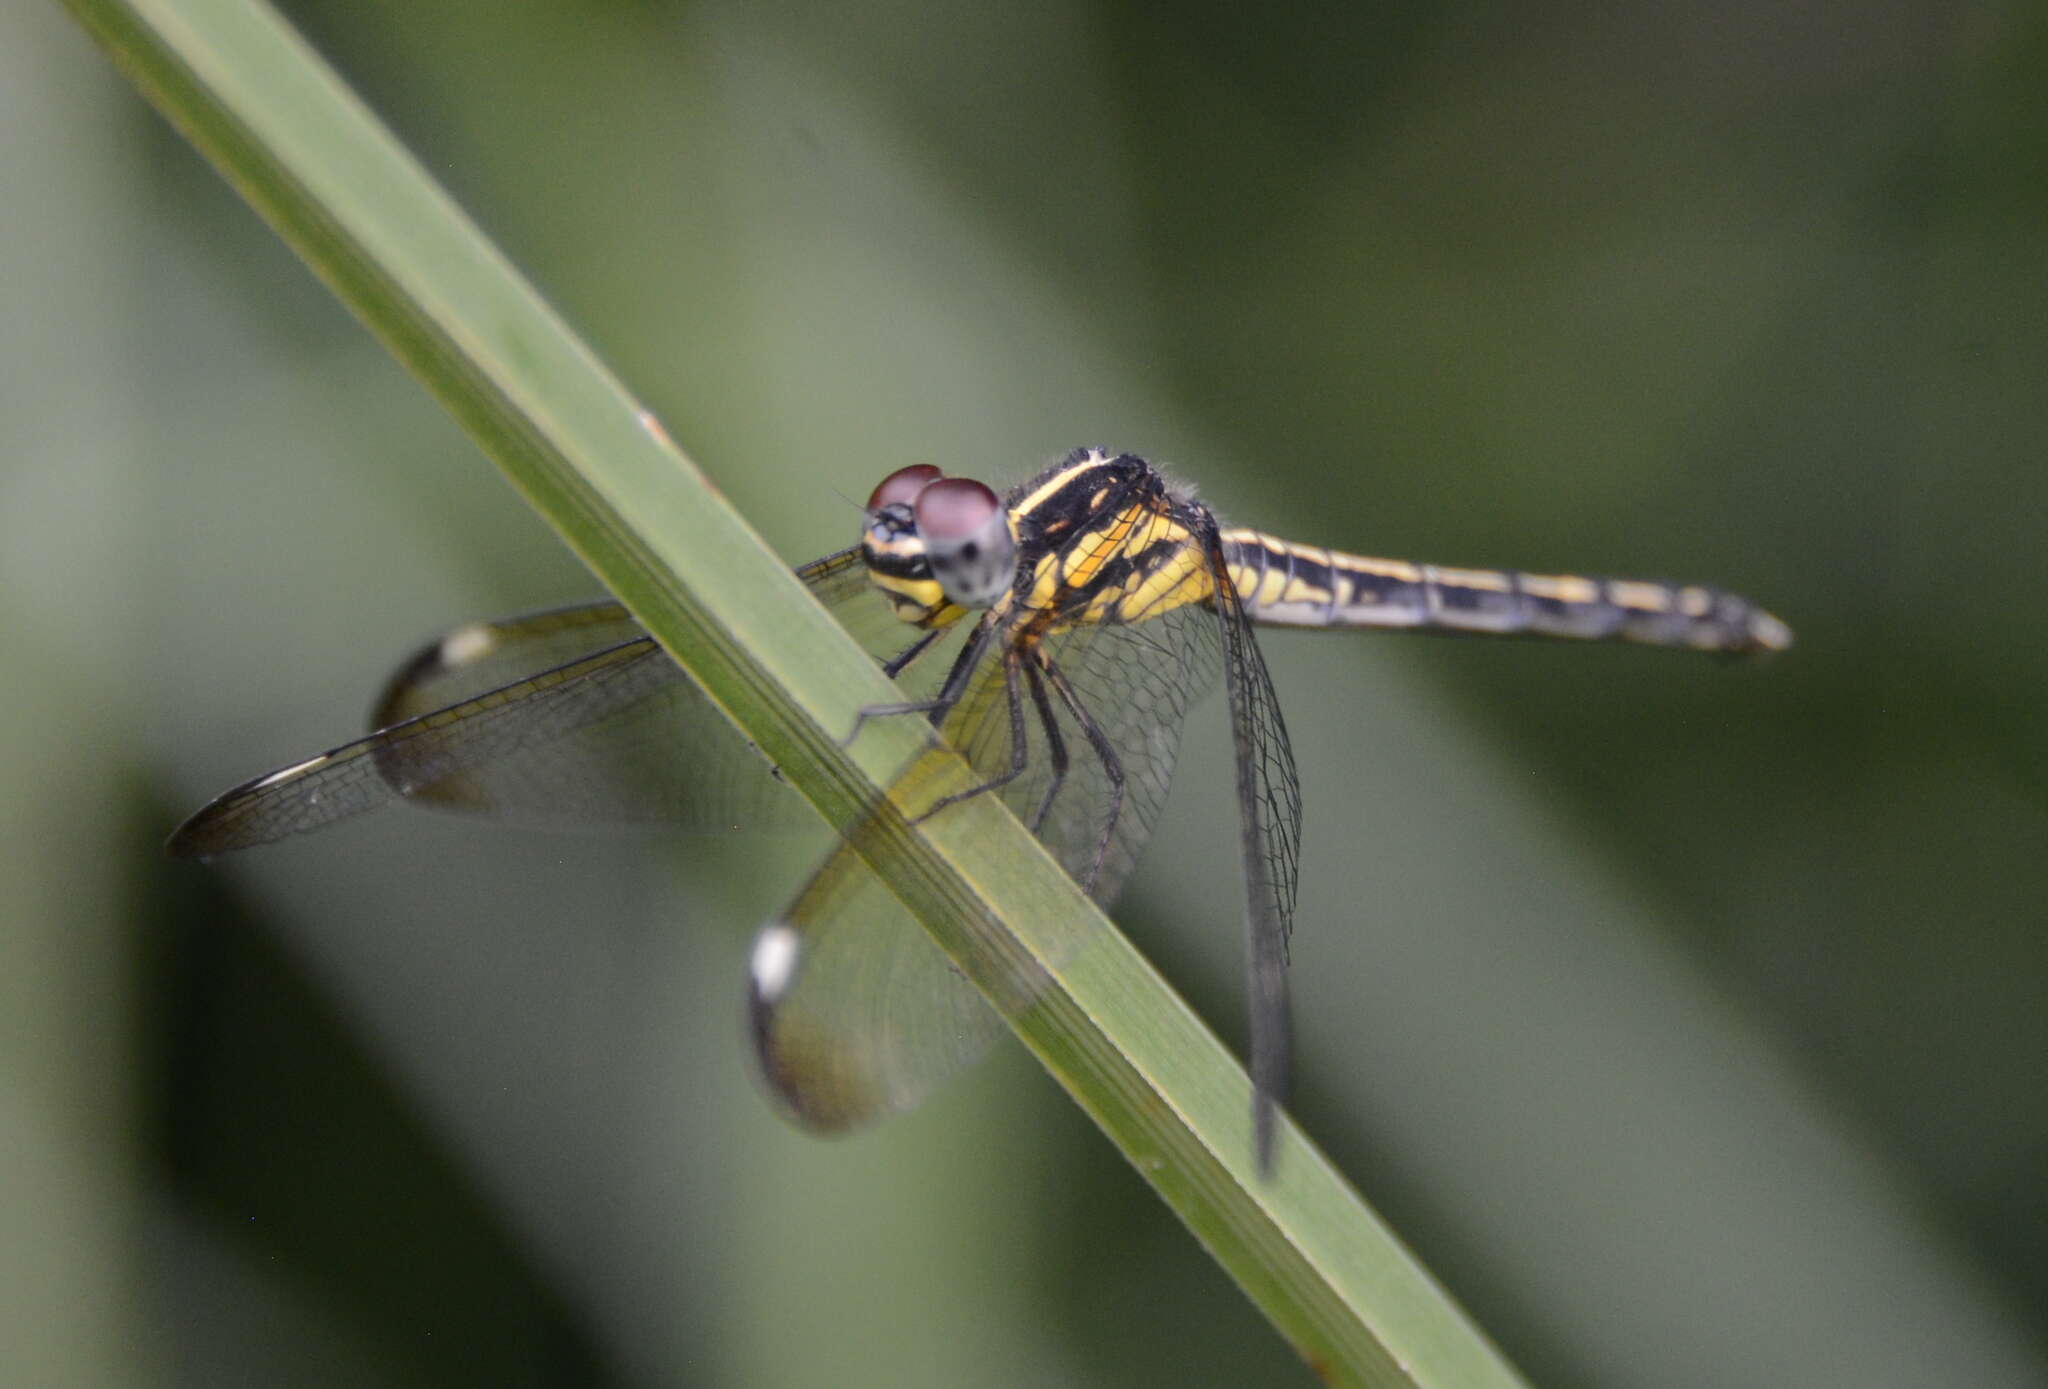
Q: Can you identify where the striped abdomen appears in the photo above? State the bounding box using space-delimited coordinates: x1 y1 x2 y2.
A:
1218 529 1791 655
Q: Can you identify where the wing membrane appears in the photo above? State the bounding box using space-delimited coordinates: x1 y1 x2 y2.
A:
750 841 1009 1131
169 548 908 855
749 596 1221 1132
371 602 650 722
1203 520 1303 1171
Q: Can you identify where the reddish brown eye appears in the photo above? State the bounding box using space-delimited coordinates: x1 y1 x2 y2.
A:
912 477 1000 539
866 464 943 512
915 478 1015 608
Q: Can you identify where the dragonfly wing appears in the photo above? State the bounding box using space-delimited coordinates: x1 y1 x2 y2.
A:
168 639 701 856
370 601 650 720
746 619 1007 1131
748 597 1222 1132
750 839 1008 1132
373 547 908 720
1003 603 1220 903
171 548 903 854
1202 518 1303 1171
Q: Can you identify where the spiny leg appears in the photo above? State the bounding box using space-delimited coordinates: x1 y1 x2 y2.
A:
1039 650 1124 895
881 627 944 680
844 621 991 746
1021 659 1070 837
909 646 1033 824
843 694 950 746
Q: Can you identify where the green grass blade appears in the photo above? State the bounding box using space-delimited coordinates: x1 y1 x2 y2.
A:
63 0 1528 1381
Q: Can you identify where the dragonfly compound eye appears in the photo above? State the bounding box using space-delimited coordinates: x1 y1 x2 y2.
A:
866 463 944 513
914 477 1016 608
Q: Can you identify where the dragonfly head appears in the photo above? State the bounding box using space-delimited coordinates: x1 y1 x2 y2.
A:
862 465 1018 623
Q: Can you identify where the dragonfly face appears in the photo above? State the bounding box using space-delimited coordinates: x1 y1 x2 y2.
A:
858 464 952 627
906 477 1019 611
170 447 1790 1174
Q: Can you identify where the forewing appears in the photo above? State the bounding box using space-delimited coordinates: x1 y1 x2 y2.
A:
170 548 912 854
168 639 701 856
749 585 1223 1132
371 602 650 721
372 548 894 721
1204 521 1303 1171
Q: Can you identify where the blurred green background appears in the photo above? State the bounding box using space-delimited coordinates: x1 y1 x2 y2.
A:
7 0 2047 1384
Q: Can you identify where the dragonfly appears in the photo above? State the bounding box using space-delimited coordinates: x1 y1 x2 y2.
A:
171 447 1791 1170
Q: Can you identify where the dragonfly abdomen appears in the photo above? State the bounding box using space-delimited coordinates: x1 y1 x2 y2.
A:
1219 529 1791 655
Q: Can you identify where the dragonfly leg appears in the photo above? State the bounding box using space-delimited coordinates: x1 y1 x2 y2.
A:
880 627 943 680
843 696 948 747
1021 659 1069 837
843 621 987 745
1039 652 1124 896
909 647 1033 824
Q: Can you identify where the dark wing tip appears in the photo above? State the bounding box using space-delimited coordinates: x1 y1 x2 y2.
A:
163 813 216 860
745 920 867 1135
1250 976 1292 1181
164 752 332 859
369 620 497 728
1253 1094 1280 1179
